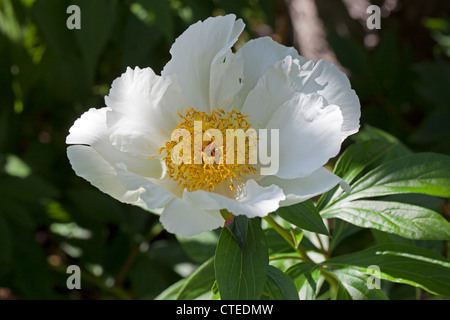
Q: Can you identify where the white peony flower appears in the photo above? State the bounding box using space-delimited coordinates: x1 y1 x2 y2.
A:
66 14 360 237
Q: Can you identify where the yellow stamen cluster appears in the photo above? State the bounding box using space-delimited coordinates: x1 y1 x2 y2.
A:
159 108 257 192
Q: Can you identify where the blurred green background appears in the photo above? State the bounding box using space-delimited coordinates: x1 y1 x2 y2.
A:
0 0 449 299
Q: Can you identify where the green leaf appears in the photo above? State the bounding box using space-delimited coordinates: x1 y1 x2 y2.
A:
371 229 415 246
176 258 215 300
318 127 412 211
276 200 329 235
214 217 269 300
154 279 186 300
329 219 362 253
229 215 248 249
285 262 320 300
261 265 299 300
297 267 321 300
333 139 406 184
322 200 450 240
325 244 450 297
330 268 388 300
333 153 450 204
177 231 219 264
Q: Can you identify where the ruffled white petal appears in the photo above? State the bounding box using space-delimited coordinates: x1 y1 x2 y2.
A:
234 37 307 109
67 145 144 205
66 107 172 209
184 179 285 218
67 107 163 179
259 167 342 207
298 59 360 141
160 198 225 237
105 67 188 158
66 107 108 146
264 92 343 179
242 56 305 128
113 163 176 210
162 14 245 111
209 50 244 110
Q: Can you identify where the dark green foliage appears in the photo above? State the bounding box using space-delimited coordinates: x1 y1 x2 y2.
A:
0 0 449 300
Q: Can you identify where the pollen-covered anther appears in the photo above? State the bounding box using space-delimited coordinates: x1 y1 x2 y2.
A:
159 108 256 192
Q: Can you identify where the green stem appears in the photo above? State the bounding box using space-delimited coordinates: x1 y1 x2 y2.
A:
319 267 340 298
269 255 303 261
264 215 339 296
263 215 312 262
316 233 329 259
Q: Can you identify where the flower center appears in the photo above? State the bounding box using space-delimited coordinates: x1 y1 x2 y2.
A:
160 108 257 192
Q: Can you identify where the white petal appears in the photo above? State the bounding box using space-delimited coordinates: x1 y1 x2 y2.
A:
162 14 245 110
264 92 343 179
234 37 307 109
114 163 176 210
299 60 361 141
66 107 109 146
241 56 304 128
105 67 188 158
184 179 285 218
68 145 174 211
67 107 163 179
67 107 175 211
67 145 143 205
209 50 244 110
160 198 225 237
259 167 342 207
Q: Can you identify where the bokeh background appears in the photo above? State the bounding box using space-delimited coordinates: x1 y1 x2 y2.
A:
0 0 449 299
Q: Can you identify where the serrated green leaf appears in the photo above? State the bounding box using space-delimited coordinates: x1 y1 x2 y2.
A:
262 265 299 300
325 244 450 297
214 217 268 300
276 200 329 235
322 200 450 240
